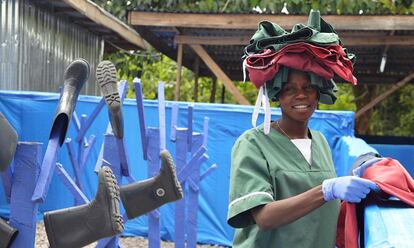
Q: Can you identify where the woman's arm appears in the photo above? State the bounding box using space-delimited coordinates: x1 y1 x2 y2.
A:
251 185 325 230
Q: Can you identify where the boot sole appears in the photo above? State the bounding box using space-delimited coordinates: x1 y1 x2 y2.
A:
160 150 184 201
100 166 124 234
96 60 124 138
96 61 121 111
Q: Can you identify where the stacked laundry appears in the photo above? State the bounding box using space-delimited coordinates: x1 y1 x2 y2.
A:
243 10 357 133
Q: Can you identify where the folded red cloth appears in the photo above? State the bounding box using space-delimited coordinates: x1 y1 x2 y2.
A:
336 158 414 248
245 42 357 89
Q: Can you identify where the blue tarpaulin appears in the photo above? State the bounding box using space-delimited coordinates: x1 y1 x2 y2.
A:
365 201 414 248
0 90 408 246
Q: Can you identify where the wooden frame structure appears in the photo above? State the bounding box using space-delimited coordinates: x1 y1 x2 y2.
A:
128 10 414 110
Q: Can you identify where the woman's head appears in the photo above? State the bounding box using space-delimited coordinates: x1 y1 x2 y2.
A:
278 69 318 123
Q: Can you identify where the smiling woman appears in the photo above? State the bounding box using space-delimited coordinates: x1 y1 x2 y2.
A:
227 10 380 248
276 69 318 139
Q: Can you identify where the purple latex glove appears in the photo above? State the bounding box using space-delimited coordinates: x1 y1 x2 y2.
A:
322 176 380 203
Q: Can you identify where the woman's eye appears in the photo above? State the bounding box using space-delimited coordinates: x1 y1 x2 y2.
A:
285 87 295 93
305 86 316 91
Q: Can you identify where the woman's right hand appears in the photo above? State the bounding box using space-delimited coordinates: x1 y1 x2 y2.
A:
322 176 380 203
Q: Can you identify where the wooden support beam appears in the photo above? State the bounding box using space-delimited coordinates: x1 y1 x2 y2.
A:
129 11 414 30
189 44 250 105
63 0 149 50
355 71 414 119
175 44 183 101
175 34 414 46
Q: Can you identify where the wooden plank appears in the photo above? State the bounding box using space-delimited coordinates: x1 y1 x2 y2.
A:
189 44 250 105
355 71 414 119
175 34 414 46
129 11 414 31
63 0 149 50
175 44 183 101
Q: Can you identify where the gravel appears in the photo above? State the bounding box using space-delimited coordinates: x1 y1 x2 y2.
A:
35 222 227 248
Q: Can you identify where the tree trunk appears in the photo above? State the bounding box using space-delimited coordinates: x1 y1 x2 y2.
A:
210 77 217 103
353 84 379 135
220 84 225 103
193 57 199 102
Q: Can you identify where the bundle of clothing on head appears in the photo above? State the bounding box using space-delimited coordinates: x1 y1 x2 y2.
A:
243 10 357 134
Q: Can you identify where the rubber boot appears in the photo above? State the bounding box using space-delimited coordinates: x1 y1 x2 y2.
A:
120 150 184 219
96 60 123 139
0 218 17 248
0 112 17 171
44 166 123 248
50 58 90 146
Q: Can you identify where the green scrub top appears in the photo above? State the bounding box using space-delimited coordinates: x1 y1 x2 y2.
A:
227 124 339 248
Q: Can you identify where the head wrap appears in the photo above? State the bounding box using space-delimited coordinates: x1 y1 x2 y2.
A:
243 10 357 134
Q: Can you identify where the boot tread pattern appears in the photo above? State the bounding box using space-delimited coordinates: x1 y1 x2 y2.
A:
101 166 124 233
160 150 184 200
96 61 120 107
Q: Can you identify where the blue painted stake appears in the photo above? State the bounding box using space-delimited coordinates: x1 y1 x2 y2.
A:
133 79 168 248
10 142 42 248
94 80 131 248
96 134 123 248
31 134 60 203
133 78 148 160
147 128 161 248
186 136 205 248
55 163 89 204
174 129 189 248
171 105 217 248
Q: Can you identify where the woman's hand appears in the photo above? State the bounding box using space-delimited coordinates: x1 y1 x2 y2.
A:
322 176 380 203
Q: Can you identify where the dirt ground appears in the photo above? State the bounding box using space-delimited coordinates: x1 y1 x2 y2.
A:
35 222 228 248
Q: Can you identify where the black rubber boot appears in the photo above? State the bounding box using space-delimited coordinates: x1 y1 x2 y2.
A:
50 58 90 146
120 150 184 219
96 60 124 139
44 166 123 248
0 218 17 248
0 112 17 171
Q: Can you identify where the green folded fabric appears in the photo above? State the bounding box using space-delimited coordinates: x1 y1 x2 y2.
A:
244 10 344 57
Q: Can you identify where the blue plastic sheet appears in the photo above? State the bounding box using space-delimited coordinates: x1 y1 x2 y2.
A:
365 201 414 248
0 90 389 246
371 144 414 177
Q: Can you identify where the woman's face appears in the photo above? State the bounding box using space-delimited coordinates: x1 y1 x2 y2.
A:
278 70 318 123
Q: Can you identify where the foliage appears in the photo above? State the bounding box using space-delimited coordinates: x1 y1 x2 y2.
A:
96 0 414 20
319 84 356 111
370 85 414 136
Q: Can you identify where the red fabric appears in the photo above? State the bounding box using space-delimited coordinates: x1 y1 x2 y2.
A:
245 42 357 89
336 158 414 248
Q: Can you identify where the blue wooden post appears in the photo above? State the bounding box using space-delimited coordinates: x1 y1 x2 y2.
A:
9 142 42 248
96 133 123 248
95 80 130 248
31 134 60 203
147 128 161 248
174 129 188 248
186 135 203 248
172 106 217 248
133 79 167 248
